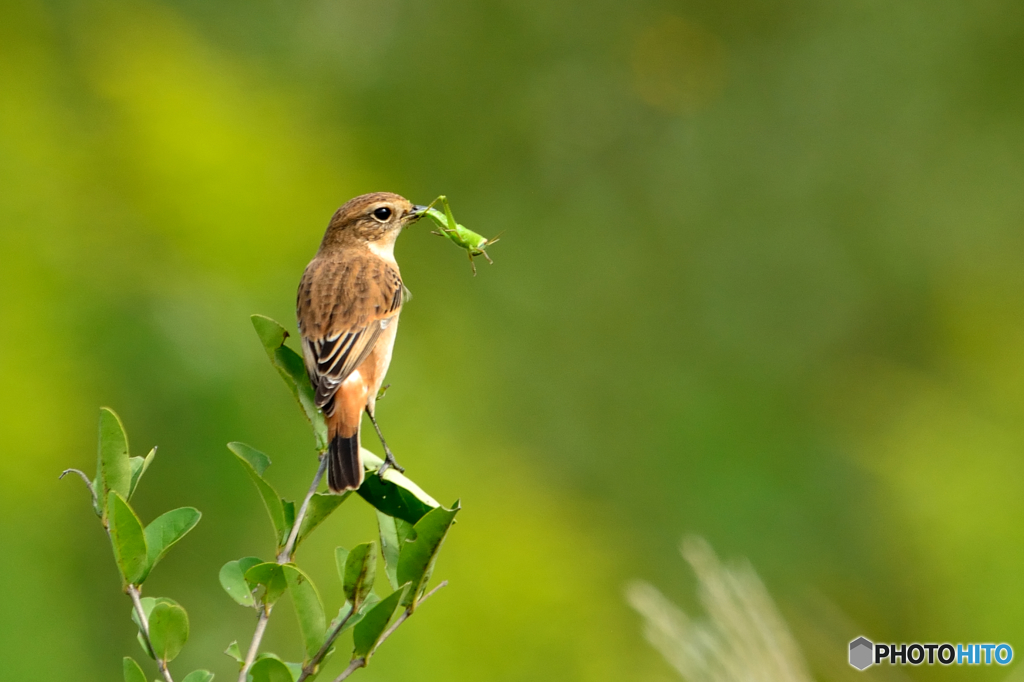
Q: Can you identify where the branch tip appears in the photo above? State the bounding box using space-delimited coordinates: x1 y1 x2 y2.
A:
59 468 93 489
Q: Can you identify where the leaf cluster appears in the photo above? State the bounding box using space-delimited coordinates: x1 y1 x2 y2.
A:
65 406 210 680
215 316 459 681
64 314 460 682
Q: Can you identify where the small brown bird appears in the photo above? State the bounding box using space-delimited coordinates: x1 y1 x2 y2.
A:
297 192 425 492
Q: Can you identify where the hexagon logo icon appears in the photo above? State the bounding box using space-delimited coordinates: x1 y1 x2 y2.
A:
849 636 873 670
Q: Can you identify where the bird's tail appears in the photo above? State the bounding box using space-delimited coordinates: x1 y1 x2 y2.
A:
328 426 364 493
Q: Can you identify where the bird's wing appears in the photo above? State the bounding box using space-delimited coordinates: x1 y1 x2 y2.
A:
298 255 403 416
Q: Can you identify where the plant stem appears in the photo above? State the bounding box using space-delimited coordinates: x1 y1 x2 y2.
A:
238 604 272 682
69 474 163 678
128 585 175 682
329 581 448 682
59 468 99 515
278 454 329 563
333 658 365 681
295 604 358 682
238 453 328 682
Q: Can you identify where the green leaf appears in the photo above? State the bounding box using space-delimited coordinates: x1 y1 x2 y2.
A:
331 592 381 640
142 507 201 580
251 315 328 450
228 443 289 546
149 601 189 662
282 564 326 661
347 592 380 630
224 640 243 665
228 440 271 476
97 408 131 516
219 557 262 607
397 502 460 608
108 492 149 585
245 562 288 605
283 499 296 537
127 447 157 499
131 597 179 658
295 492 349 548
123 656 146 682
342 542 376 607
90 475 103 516
251 313 288 356
377 512 416 590
334 546 349 578
131 595 168 627
352 585 408 659
358 449 440 524
326 600 352 633
249 654 296 682
182 671 214 682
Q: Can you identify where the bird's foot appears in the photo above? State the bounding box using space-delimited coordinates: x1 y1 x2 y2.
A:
377 448 405 478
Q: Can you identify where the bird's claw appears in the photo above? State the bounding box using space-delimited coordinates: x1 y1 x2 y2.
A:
377 449 405 478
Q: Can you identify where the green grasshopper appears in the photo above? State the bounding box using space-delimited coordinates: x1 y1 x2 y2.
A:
420 195 500 276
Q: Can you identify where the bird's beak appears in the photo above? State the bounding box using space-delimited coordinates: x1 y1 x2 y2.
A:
406 204 429 226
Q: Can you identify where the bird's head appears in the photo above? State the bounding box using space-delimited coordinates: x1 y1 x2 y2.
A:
321 192 427 252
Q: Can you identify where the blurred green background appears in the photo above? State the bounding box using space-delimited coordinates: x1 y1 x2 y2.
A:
3 0 1024 679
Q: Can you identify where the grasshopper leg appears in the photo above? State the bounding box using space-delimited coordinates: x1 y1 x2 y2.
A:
366 408 405 476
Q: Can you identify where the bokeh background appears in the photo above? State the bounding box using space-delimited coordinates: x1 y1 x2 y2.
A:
3 0 1024 679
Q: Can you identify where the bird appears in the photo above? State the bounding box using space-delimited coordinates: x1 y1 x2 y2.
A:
297 192 425 492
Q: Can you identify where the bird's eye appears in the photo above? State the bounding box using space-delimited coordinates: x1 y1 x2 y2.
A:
372 206 392 222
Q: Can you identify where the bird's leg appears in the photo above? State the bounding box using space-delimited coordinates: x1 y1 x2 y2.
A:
366 408 405 476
